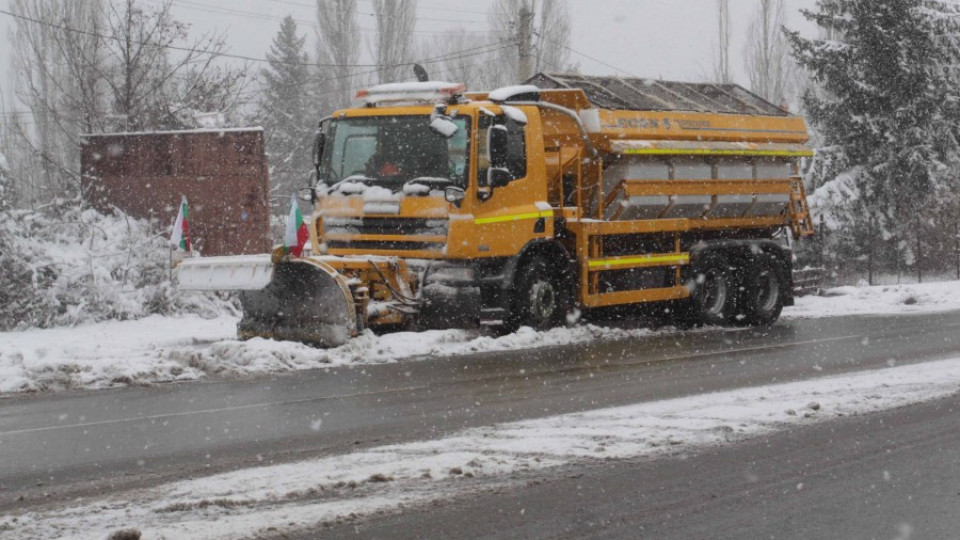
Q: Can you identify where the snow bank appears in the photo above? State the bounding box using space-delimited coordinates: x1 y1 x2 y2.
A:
0 319 655 393
9 355 960 539
0 315 236 393
2 279 960 394
785 279 960 318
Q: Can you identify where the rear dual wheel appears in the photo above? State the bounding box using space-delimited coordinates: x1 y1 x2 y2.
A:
688 252 785 327
737 255 785 326
689 252 738 326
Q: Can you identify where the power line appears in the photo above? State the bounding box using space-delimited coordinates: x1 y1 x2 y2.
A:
284 0 489 17
233 40 515 101
0 7 402 68
560 42 641 78
170 0 489 32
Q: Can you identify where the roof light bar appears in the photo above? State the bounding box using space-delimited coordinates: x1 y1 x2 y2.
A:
356 81 467 105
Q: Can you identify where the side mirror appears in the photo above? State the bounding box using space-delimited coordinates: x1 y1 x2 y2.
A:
487 168 511 188
298 187 317 204
444 186 465 207
487 124 509 169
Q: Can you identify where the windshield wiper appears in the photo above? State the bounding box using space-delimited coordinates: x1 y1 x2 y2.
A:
404 177 454 188
403 177 455 196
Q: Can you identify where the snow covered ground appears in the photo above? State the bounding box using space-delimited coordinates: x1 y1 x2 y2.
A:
6 354 960 539
783 279 960 319
1 280 959 394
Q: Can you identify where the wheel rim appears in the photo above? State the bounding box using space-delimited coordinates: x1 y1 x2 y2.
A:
702 269 728 316
530 280 557 322
755 270 779 313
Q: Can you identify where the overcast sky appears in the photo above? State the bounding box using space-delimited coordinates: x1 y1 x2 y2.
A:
0 0 820 112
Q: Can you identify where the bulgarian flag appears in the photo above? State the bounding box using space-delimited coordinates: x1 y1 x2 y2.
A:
170 195 192 252
283 194 309 256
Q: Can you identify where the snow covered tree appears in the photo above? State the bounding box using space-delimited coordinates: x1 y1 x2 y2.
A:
371 0 418 84
789 0 960 282
258 16 317 211
316 0 360 109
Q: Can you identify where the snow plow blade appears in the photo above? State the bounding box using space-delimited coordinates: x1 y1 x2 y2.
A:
177 255 275 291
178 256 359 347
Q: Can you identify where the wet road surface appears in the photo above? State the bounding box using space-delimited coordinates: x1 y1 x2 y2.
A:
316 391 960 540
2 310 959 513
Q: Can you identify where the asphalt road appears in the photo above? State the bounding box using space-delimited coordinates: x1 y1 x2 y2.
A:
319 391 960 540
2 310 960 515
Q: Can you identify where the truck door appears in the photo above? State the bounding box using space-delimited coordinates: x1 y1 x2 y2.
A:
473 112 551 258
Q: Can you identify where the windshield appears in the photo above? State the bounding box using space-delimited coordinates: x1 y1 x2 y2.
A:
319 115 470 193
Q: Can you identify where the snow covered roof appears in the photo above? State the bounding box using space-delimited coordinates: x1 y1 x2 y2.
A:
81 126 264 138
525 72 789 116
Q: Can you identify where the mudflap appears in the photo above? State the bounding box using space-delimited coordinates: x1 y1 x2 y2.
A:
238 259 359 347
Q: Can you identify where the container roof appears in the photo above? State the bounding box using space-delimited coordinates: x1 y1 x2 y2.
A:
525 72 789 116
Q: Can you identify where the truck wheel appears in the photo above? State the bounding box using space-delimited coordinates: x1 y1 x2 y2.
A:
690 252 738 326
507 257 566 332
739 255 784 326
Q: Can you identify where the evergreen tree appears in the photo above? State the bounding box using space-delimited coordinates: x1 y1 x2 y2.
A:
788 0 960 282
258 16 317 211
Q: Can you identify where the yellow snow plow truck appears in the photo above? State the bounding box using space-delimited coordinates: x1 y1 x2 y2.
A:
178 72 814 346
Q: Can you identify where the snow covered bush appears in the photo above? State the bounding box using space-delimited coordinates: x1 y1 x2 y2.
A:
0 199 236 331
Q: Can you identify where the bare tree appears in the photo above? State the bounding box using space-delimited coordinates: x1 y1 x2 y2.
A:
425 31 507 91
714 0 732 84
101 0 248 131
7 0 107 204
744 0 795 106
316 0 360 109
4 0 248 206
371 0 417 84
489 0 573 87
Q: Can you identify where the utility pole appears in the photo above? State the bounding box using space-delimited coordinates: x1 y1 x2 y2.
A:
518 6 534 82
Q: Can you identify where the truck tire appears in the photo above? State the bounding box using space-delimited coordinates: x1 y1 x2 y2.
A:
690 252 738 326
506 256 567 332
739 254 784 326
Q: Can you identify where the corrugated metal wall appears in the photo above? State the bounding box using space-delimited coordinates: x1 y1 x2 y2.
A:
81 129 271 256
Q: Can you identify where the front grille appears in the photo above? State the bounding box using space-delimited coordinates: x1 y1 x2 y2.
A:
324 217 448 237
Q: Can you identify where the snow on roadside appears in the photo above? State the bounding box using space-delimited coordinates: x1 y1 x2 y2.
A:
196 324 653 377
0 315 236 393
2 279 960 394
7 356 960 540
0 316 654 394
785 279 960 319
